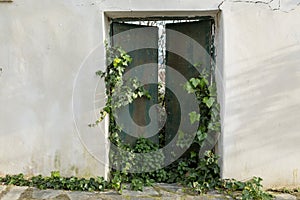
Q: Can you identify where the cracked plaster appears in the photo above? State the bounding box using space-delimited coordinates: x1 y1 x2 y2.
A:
218 0 300 12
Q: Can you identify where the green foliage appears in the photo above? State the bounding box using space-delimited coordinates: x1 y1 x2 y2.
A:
0 48 273 199
130 178 144 191
189 111 200 124
0 46 274 200
0 172 107 192
109 171 126 193
269 187 300 194
88 45 273 200
163 150 220 193
183 70 220 147
109 137 168 192
0 171 274 199
220 177 274 200
90 44 150 128
93 45 168 192
202 97 215 108
154 70 221 194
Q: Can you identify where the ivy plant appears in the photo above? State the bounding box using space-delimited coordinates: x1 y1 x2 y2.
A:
91 44 273 199
0 171 107 192
0 45 274 200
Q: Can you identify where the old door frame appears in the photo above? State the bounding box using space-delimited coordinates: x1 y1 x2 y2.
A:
102 10 224 171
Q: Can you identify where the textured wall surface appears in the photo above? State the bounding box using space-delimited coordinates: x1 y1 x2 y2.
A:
0 0 300 187
0 0 109 178
220 1 300 188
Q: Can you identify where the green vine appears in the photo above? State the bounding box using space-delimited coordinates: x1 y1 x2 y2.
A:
92 45 274 199
0 171 273 199
0 171 107 192
0 45 273 199
90 44 150 129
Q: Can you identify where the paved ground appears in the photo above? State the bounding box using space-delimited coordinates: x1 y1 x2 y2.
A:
0 184 298 200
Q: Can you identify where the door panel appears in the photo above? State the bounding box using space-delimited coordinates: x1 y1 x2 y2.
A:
110 20 213 148
165 20 213 144
111 22 159 145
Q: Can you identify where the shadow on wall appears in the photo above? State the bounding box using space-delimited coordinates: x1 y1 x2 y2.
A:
225 44 300 184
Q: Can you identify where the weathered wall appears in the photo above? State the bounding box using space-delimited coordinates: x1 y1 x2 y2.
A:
220 0 300 188
0 0 300 187
0 0 109 178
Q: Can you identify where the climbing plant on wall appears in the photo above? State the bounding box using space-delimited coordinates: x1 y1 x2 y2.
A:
0 44 273 200
93 44 273 199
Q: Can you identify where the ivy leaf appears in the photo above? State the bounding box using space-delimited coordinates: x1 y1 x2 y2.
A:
190 151 197 158
178 130 185 140
189 111 200 124
177 130 188 148
51 171 60 178
184 82 194 93
208 122 221 131
137 91 143 97
123 54 132 63
95 70 105 77
190 78 201 88
208 84 217 97
203 97 215 108
196 130 207 142
113 58 122 67
194 62 203 68
132 93 138 99
132 79 139 89
200 78 209 88
145 93 151 99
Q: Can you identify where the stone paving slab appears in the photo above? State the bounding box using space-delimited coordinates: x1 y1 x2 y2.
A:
32 188 65 199
154 183 184 194
122 186 160 197
66 191 101 200
0 186 6 193
1 186 27 200
272 193 297 200
0 186 7 200
0 185 298 200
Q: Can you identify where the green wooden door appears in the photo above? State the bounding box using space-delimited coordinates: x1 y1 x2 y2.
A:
165 20 213 145
111 22 159 145
111 19 213 150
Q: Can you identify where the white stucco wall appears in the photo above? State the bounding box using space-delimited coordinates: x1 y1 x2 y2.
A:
220 1 300 188
0 0 109 178
0 0 300 187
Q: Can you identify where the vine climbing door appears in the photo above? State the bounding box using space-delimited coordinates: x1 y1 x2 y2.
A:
110 19 214 149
